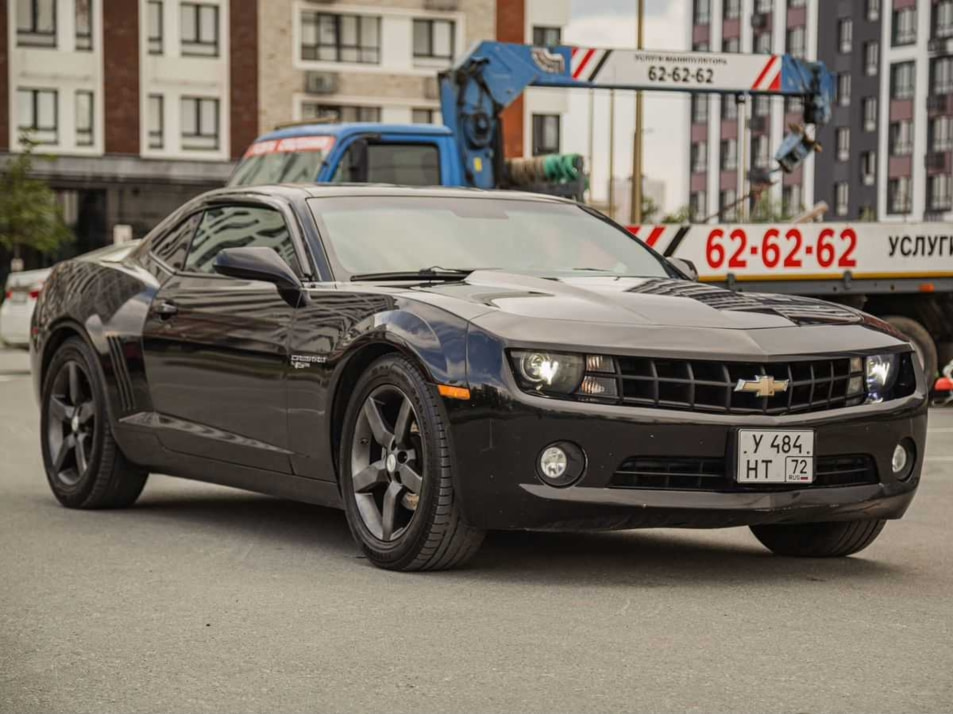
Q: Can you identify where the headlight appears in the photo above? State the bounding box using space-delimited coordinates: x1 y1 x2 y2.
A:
865 354 899 403
511 351 585 394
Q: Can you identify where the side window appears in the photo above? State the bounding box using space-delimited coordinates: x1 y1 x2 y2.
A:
150 213 202 270
366 144 440 185
332 142 441 186
184 205 302 276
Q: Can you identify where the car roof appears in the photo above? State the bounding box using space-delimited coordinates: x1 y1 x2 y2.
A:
196 183 578 206
255 123 453 143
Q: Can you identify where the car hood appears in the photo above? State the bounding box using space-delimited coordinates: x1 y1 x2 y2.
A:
413 272 863 330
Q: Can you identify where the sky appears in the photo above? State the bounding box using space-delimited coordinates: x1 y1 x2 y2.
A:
563 0 691 214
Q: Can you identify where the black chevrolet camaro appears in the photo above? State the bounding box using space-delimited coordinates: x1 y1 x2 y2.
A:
31 185 928 570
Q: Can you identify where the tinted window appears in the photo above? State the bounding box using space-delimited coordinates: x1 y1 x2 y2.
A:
151 213 201 270
185 206 301 276
308 196 669 278
334 143 440 186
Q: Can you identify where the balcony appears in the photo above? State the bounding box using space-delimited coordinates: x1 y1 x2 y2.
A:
925 151 952 173
928 94 953 115
927 37 953 55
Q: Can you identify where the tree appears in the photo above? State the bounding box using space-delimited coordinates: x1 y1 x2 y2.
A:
640 194 659 224
661 205 692 224
749 194 794 223
0 140 72 266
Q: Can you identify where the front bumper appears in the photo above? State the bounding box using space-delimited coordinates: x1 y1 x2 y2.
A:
446 389 928 531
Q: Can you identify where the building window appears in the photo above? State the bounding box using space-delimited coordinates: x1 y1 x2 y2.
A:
753 135 770 169
532 26 561 46
532 114 560 156
723 0 740 20
835 183 849 216
722 37 740 53
75 90 93 146
782 184 802 215
890 62 916 100
302 103 381 122
691 142 708 173
931 116 953 151
863 97 878 132
301 12 380 64
689 192 707 222
693 41 710 51
691 96 709 124
75 0 92 51
836 127 850 162
180 97 219 151
784 95 804 116
932 57 953 96
936 0 953 39
753 95 770 118
864 42 879 77
788 0 806 7
720 139 738 171
181 3 218 57
929 175 953 211
413 19 455 62
147 0 163 55
838 18 852 53
836 73 851 106
786 26 805 58
754 32 772 54
893 7 917 46
861 151 876 185
866 0 880 22
719 190 738 221
755 0 772 13
17 88 58 144
693 0 710 25
16 0 56 47
148 94 164 149
722 97 738 121
889 120 913 155
888 177 912 214
412 108 436 124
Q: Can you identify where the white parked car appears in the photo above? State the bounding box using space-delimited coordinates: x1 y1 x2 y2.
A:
1 242 139 349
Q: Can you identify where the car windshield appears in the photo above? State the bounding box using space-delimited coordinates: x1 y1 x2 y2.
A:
308 196 670 279
229 145 328 187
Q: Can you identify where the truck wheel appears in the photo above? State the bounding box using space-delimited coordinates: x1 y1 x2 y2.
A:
750 520 886 558
40 336 149 509
884 315 938 378
339 354 484 571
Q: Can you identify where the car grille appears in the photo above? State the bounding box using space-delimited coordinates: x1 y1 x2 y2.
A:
610 455 878 491
606 357 864 415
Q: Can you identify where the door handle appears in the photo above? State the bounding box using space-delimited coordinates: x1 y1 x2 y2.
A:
155 300 178 318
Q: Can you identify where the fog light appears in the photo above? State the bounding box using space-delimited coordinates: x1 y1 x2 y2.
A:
891 444 909 475
536 442 586 487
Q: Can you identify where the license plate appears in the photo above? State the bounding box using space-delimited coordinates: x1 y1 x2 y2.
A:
736 430 814 484
10 292 27 304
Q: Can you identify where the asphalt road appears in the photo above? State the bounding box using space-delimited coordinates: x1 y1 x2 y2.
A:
1 347 952 714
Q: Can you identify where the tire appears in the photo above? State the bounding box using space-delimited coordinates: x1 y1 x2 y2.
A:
884 315 938 379
750 519 886 558
40 336 148 509
339 354 484 571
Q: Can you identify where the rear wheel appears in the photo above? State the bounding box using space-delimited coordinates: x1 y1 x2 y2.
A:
40 336 148 509
750 520 886 558
339 354 484 571
884 315 938 379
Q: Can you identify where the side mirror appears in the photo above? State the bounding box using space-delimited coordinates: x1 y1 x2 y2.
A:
667 257 699 281
213 247 305 306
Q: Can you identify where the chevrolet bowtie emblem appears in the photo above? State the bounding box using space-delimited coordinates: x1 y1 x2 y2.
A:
734 375 790 398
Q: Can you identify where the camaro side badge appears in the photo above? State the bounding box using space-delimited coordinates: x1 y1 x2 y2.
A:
734 375 790 398
291 354 327 370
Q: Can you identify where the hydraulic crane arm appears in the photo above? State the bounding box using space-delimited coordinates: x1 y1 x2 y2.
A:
439 41 835 191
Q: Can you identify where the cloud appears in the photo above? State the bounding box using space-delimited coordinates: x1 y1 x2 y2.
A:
563 1 690 214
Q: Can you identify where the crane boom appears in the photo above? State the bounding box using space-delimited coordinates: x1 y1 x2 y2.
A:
439 41 835 191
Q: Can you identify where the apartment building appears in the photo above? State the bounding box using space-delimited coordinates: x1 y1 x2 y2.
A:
687 0 953 223
1 0 568 270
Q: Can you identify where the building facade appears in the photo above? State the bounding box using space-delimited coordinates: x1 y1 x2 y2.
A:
688 0 953 223
1 0 568 272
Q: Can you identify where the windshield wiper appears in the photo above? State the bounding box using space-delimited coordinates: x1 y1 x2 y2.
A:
350 266 477 282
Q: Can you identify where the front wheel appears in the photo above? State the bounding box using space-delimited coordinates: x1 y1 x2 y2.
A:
339 354 484 571
750 520 886 558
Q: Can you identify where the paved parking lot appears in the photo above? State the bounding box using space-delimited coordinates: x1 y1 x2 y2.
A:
1 346 952 713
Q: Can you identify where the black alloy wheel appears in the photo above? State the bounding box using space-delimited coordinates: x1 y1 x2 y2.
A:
46 360 97 487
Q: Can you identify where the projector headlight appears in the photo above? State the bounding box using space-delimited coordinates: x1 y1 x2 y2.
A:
865 354 899 403
512 351 585 395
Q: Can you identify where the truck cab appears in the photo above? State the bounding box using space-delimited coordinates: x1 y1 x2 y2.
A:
228 123 464 188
